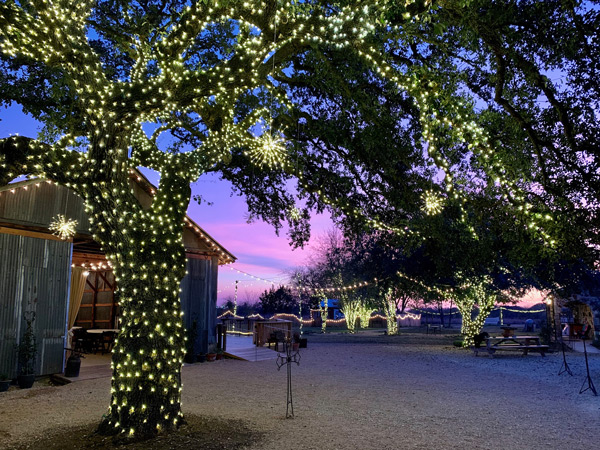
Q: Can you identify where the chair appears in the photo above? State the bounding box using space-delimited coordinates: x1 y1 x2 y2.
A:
267 330 285 350
73 328 95 354
100 331 117 354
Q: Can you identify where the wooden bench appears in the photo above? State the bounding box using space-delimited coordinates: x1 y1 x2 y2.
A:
471 342 549 357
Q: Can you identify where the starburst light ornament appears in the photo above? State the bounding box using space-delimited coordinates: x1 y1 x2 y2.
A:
422 190 444 216
246 133 287 168
49 214 78 240
288 206 302 222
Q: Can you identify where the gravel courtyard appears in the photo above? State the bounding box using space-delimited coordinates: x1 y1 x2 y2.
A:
1 330 599 449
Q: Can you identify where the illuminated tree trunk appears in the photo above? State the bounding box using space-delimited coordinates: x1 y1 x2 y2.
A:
383 289 398 335
98 253 187 437
356 301 373 329
340 298 360 333
454 281 497 347
82 164 191 438
317 292 328 333
320 304 328 333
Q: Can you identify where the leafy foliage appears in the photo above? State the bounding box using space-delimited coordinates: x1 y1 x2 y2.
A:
258 286 298 315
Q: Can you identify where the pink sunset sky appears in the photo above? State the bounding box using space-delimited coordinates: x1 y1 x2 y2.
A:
186 178 332 303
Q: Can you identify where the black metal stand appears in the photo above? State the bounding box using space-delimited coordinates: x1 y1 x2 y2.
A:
579 338 597 396
558 339 573 376
276 340 301 418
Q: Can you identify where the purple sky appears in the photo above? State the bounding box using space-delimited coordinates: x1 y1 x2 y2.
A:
0 105 332 304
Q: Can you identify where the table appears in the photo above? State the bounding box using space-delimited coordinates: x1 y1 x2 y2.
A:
86 329 119 354
490 335 541 346
426 324 442 334
472 335 549 357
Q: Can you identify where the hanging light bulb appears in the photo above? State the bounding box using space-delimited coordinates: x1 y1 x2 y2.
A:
49 214 78 240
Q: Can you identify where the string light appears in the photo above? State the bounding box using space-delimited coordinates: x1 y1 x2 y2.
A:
228 265 375 293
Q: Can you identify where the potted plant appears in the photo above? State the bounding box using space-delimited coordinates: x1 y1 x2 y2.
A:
0 373 11 392
206 344 217 361
17 311 37 389
64 349 83 377
216 348 224 360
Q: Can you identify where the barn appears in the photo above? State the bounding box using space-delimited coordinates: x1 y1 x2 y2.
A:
0 172 234 377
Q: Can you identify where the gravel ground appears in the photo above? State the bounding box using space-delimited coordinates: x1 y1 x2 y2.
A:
1 329 600 449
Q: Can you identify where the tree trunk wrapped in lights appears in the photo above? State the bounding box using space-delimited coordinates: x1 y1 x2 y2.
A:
339 296 360 333
383 288 398 336
453 278 497 347
317 291 328 334
356 300 374 329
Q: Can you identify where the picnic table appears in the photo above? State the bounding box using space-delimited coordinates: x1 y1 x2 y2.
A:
471 335 549 357
426 324 442 334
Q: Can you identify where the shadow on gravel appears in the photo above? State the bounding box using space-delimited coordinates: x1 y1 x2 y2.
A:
8 414 261 450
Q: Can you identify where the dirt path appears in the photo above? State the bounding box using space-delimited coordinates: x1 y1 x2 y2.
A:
1 330 599 449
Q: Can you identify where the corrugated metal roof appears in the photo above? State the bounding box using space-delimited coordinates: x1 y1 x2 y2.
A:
0 174 236 264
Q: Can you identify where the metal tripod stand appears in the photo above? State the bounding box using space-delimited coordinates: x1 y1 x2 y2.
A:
579 337 597 396
558 338 573 376
276 339 301 418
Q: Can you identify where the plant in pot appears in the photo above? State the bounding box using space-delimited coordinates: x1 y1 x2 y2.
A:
0 373 11 392
64 348 84 378
206 345 217 362
17 311 37 389
216 348 224 360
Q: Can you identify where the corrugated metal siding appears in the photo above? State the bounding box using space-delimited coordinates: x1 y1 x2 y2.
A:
0 234 71 377
0 182 90 233
181 256 218 354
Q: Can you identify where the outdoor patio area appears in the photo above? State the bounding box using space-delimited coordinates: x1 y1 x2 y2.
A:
2 330 600 449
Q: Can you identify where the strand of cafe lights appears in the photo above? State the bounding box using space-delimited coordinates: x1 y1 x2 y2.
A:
228 264 373 293
217 310 421 325
415 307 545 316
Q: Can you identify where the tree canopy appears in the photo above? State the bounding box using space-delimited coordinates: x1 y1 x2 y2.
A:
1 0 599 440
